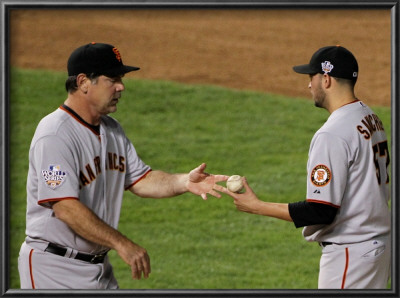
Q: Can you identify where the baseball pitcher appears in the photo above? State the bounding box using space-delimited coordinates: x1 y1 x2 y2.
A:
215 46 391 289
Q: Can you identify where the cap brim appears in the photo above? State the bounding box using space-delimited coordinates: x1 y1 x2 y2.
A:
103 65 140 77
121 65 140 73
293 64 318 74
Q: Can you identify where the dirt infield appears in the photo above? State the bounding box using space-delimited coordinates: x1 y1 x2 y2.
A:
10 8 391 106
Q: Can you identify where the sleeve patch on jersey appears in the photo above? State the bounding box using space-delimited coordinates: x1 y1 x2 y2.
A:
41 165 68 189
311 164 331 187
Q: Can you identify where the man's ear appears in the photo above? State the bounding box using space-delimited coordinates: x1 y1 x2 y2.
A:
322 74 332 89
76 73 89 94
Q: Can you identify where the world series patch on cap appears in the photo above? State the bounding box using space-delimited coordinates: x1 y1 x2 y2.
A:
67 42 140 77
293 45 358 81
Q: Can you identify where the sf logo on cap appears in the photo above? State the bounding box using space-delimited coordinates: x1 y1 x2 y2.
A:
321 61 334 74
112 47 122 62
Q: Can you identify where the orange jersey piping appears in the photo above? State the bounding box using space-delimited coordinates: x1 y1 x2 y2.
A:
341 247 350 289
59 105 100 136
125 169 152 190
38 197 79 206
306 199 340 209
29 249 35 289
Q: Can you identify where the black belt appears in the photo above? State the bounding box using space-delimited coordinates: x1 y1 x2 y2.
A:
45 243 107 264
321 242 333 247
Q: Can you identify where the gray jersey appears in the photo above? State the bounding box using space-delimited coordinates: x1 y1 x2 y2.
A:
25 106 151 254
303 100 390 244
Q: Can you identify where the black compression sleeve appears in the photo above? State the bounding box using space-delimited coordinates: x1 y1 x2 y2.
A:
288 201 338 228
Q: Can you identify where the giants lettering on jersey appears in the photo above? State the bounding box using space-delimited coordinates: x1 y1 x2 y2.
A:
356 113 385 140
79 152 125 188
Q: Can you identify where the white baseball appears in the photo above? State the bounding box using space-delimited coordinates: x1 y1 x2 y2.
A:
226 175 244 193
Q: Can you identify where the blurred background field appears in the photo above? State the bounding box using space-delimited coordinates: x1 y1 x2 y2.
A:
9 68 391 289
10 8 391 107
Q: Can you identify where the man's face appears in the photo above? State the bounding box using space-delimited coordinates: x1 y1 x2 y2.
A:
308 73 326 109
86 75 125 115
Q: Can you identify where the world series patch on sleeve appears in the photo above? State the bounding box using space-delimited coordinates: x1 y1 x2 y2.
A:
42 165 68 189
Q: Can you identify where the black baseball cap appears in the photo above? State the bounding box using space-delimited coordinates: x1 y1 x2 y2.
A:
67 42 140 77
293 45 358 82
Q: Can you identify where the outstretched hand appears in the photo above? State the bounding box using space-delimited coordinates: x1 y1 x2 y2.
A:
213 176 262 213
187 163 229 200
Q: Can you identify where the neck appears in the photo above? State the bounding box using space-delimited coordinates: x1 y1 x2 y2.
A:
325 87 357 114
64 96 101 126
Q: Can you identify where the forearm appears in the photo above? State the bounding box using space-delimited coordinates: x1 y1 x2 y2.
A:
130 170 188 198
214 177 293 222
52 199 151 279
250 201 293 222
52 199 132 250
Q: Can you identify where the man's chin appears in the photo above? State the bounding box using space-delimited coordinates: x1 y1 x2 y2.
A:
104 105 118 115
314 99 324 109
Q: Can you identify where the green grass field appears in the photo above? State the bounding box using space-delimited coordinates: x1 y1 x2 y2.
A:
9 68 391 289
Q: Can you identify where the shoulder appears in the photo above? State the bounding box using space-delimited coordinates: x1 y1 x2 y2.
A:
31 108 81 149
34 108 70 138
101 114 120 126
330 100 372 124
101 115 126 133
318 101 371 138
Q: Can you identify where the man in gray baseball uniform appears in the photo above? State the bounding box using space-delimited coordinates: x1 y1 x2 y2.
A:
18 42 229 289
215 46 391 289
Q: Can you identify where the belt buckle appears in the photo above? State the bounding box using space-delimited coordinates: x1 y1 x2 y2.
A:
90 254 103 264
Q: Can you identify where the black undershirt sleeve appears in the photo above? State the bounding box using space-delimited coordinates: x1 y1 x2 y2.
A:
288 201 339 228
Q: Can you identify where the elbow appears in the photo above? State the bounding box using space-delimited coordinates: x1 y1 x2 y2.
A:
51 198 79 221
51 202 67 221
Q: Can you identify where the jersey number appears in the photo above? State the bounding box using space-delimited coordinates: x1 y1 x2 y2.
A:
373 141 390 185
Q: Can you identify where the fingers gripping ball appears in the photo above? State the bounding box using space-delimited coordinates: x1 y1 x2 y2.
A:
226 175 244 193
